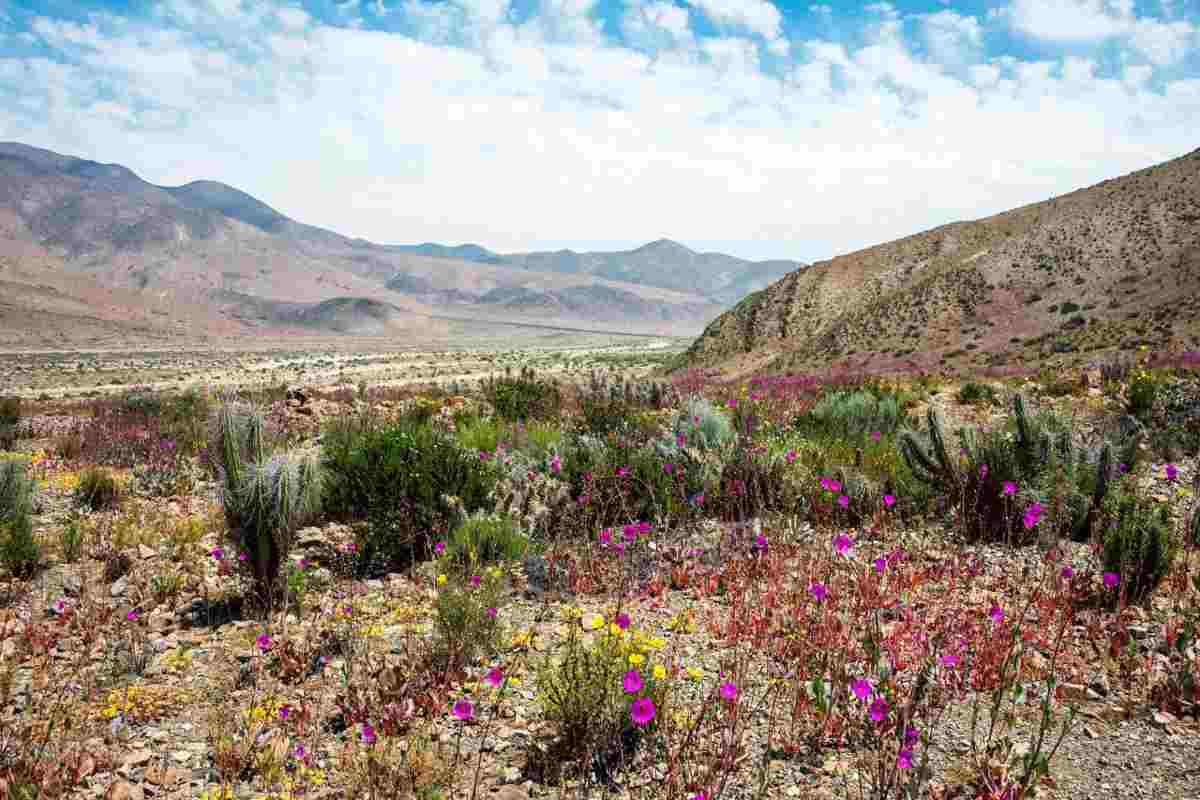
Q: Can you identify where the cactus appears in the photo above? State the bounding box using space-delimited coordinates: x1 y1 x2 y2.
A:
1190 507 1200 547
899 408 961 490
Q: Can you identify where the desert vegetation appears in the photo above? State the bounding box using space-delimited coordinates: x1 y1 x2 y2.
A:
1 352 1199 800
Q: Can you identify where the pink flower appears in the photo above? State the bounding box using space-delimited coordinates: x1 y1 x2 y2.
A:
979 464 989 481
785 450 797 464
897 748 914 769
630 697 656 726
1103 571 1120 589
939 654 959 668
279 705 291 720
754 534 769 552
238 551 248 561
599 529 612 546
837 494 850 509
550 455 561 474
294 743 307 759
871 431 882 442
873 557 887 574
617 466 629 478
868 696 890 722
904 725 920 746
850 678 873 702
470 575 482 588
828 480 842 493
727 398 737 408
1060 565 1074 580
720 681 738 701
487 607 498 618
833 533 854 557
988 605 1004 624
1165 464 1178 482
210 547 224 560
434 541 446 555
1002 481 1017 497
485 667 504 688
883 494 896 508
623 669 643 694
616 612 630 630
452 699 474 721
54 598 66 613
810 582 828 603
257 633 274 652
360 723 376 744
664 462 674 474
126 609 140 622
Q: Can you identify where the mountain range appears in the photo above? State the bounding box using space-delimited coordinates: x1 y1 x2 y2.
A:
0 142 803 348
684 147 1200 375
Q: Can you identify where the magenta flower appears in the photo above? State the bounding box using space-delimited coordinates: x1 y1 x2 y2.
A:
599 529 612 546
828 479 842 493
485 667 504 688
361 722 377 744
486 607 498 618
1060 565 1074 580
210 547 224 560
279 705 291 720
785 449 798 464
550 455 561 474
837 494 850 509
54 598 66 613
871 431 882 442
727 398 737 408
720 681 738 701
617 466 629 478
897 748 914 769
868 696 890 722
294 743 307 759
452 699 474 722
939 654 959 668
1002 481 1017 497
988 605 1004 624
1022 502 1042 530
873 557 887 574
850 678 873 702
126 609 139 622
630 697 657 726
664 462 674 474
434 541 446 555
616 612 631 630
257 633 274 652
883 494 896 508
470 575 482 588
754 533 769 552
1165 464 1178 482
810 582 828 603
979 464 989 481
238 551 248 561
834 533 854 557
903 725 920 746
623 669 644 694
1103 571 1120 589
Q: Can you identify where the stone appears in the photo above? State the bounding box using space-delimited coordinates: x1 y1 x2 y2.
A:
138 544 157 560
121 750 153 769
106 780 144 800
1059 683 1089 701
110 576 130 597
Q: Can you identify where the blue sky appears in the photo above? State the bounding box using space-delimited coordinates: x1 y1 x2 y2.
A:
1 0 1197 262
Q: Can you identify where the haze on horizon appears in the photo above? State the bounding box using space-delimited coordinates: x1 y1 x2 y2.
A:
1 0 1198 263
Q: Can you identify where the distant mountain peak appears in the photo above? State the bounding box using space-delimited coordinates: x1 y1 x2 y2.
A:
637 238 693 254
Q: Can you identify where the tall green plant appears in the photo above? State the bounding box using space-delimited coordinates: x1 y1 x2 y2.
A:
0 457 38 576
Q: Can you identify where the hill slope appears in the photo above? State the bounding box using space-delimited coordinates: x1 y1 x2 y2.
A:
683 148 1200 374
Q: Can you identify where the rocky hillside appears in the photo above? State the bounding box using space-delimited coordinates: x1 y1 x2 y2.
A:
684 147 1200 374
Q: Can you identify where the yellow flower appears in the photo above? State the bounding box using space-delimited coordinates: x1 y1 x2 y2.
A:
436 574 447 586
653 664 667 680
587 614 604 631
609 623 625 637
647 636 666 650
489 566 503 579
686 666 704 681
628 653 645 666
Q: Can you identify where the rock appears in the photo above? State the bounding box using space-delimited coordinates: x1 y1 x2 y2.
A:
138 544 157 560
1152 711 1177 729
110 576 130 597
63 572 82 596
493 787 529 800
144 765 183 787
1060 683 1089 702
106 780 144 800
122 750 153 769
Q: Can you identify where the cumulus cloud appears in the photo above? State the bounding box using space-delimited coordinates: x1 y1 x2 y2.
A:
0 0 1197 261
1005 0 1198 66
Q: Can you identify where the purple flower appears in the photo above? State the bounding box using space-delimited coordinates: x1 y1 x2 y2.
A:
834 533 854 557
663 462 674 474
720 681 738 701
485 667 504 688
550 455 561 474
979 464 989 481
279 705 291 720
754 534 769 552
897 748 914 769
487 607 498 618
868 696 890 722
837 494 850 509
616 612 631 630
810 582 828 603
452 699 474 721
873 557 887 574
361 723 377 744
126 609 140 622
851 678 873 702
1002 481 1017 497
727 398 737 408
904 726 920 746
630 697 657 726
1165 464 1178 482
257 633 274 652
988 605 1004 624
623 670 643 694
785 449 797 463
617 466 629 478
940 654 959 668
828 479 842 493
210 547 224 560
294 743 307 759
434 541 446 555
238 551 248 561
1060 565 1074 580
871 431 882 442
470 575 482 588
883 494 896 508
599 529 612 546
1103 571 1120 589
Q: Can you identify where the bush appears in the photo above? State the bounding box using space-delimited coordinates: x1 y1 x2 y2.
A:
1127 369 1158 419
957 381 998 406
1100 489 1175 604
211 397 323 599
0 396 19 450
673 397 734 452
430 570 504 669
535 620 632 756
483 366 561 422
0 458 38 576
448 513 531 568
455 415 503 454
798 389 906 440
74 467 123 511
324 417 497 570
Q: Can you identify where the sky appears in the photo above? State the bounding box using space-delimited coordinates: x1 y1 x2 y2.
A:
0 0 1198 263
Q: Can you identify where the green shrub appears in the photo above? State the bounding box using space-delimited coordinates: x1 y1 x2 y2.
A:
957 381 998 406
74 467 123 511
59 511 84 563
0 458 38 577
0 397 19 428
799 389 905 440
211 397 323 599
448 513 530 568
535 621 632 756
673 397 734 452
483 366 561 422
1100 489 1175 604
1127 369 1158 419
455 415 503 454
431 571 504 670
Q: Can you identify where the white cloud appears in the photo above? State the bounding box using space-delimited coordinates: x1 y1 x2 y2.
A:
1 0 1198 262
1006 0 1198 66
684 0 781 41
920 10 983 65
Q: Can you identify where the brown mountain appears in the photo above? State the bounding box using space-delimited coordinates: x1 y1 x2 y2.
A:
0 142 739 347
683 147 1200 375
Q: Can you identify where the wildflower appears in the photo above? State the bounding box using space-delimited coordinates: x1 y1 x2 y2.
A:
727 398 737 408
653 664 667 680
868 696 890 722
629 653 645 666
279 705 291 720
360 723 376 744
630 697 657 726
470 575 482 588
690 793 707 800
1061 565 1074 580
126 609 140 622
587 614 605 630
210 547 224 560
550 455 561 474
599 529 612 546
988 605 1004 624
623 669 643 694
616 612 631 630
980 464 989 481
1103 571 1120 589
485 667 504 687
623 525 638 542
873 557 887 574
436 574 447 586
257 633 274 652
487 607 498 618
434 541 446 555
883 494 895 508
939 654 959 668
904 725 920 746
452 699 474 721
686 666 704 681
850 678 873 702
238 551 248 561
828 479 842 493
692 492 705 506
834 533 854 557
617 466 629 478
754 533 769 552
53 598 66 613
294 743 307 759
720 681 738 701
809 582 828 603
1022 502 1042 530
785 449 797 463
1165 464 1178 482
1002 481 1017 497
897 748 914 769
837 494 850 509
1118 463 1128 473
871 431 882 442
